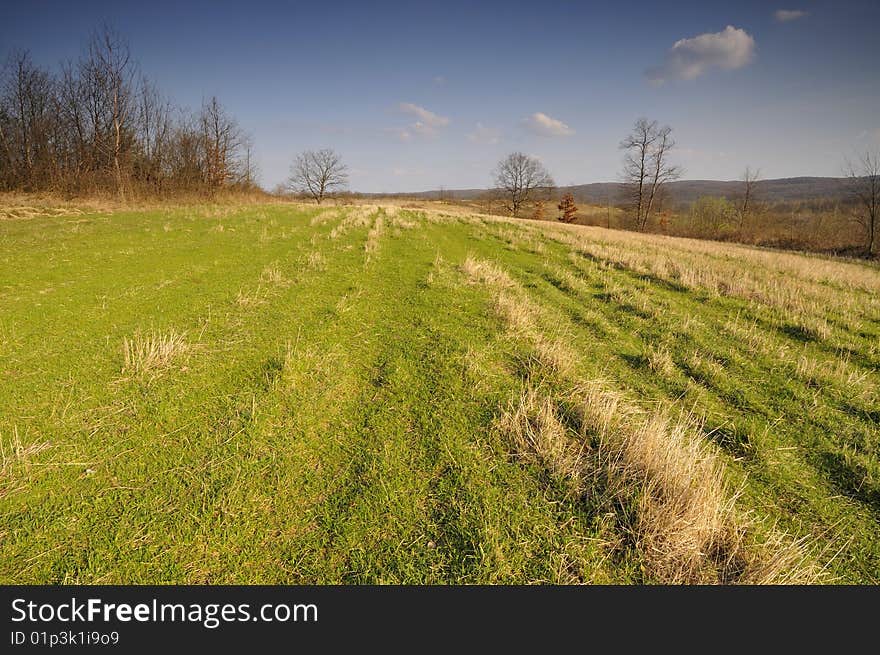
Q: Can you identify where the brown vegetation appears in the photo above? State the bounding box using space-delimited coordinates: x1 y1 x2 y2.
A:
557 193 577 223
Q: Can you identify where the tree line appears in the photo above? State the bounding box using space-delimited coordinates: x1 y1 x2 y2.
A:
0 26 256 197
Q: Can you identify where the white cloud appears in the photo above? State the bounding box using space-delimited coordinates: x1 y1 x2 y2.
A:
432 75 447 86
646 25 756 85
389 103 450 141
774 9 808 22
466 122 501 145
398 103 449 128
522 112 575 137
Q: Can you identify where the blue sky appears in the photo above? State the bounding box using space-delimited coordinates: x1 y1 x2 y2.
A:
3 0 879 192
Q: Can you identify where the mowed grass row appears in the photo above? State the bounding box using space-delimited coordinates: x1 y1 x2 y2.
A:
0 203 877 583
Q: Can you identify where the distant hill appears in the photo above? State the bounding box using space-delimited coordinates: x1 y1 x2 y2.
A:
376 177 853 205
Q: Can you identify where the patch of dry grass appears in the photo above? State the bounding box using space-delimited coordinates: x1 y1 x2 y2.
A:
467 254 822 584
306 250 326 271
364 214 385 262
122 330 188 375
260 263 290 286
0 426 52 499
497 389 585 494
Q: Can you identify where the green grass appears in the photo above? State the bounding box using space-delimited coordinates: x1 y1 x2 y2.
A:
1 203 877 583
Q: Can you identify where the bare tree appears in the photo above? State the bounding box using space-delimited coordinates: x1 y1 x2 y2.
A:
199 96 243 189
87 26 136 196
620 118 681 230
737 166 760 236
493 152 554 217
0 50 56 189
134 76 172 191
287 149 348 203
241 134 258 188
846 152 879 256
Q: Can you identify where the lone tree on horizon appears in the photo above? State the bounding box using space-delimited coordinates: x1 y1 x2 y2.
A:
846 152 879 256
557 193 578 223
288 149 348 204
737 166 761 236
493 152 554 217
620 118 681 231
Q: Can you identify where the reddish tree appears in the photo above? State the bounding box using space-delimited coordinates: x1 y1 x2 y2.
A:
532 200 546 220
558 193 578 223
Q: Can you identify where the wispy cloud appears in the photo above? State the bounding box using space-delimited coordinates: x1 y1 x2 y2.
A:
399 103 449 128
522 112 574 137
466 122 501 145
774 9 808 22
646 25 756 85
389 103 450 141
432 75 447 87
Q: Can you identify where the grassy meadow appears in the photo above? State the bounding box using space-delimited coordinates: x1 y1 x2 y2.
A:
1 201 878 583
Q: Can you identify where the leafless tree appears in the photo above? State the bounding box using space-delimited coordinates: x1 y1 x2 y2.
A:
134 76 172 190
87 26 136 196
0 50 55 189
493 152 554 217
620 118 681 230
199 96 243 189
287 149 348 203
846 152 879 255
737 166 760 236
241 134 258 188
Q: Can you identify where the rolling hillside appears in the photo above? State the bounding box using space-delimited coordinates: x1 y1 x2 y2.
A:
383 176 853 205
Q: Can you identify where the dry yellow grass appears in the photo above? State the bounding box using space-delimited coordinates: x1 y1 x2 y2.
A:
306 250 326 271
573 382 821 584
260 263 289 286
309 209 339 226
542 221 879 335
329 205 377 239
122 330 188 374
467 254 822 584
364 213 385 261
497 390 585 493
646 343 676 377
0 426 52 499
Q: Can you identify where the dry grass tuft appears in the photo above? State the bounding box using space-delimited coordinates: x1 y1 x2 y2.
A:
306 250 326 271
260 264 289 286
122 330 188 375
573 382 822 584
309 209 339 226
364 214 385 261
646 343 676 377
0 426 52 499
498 389 585 493
461 255 516 289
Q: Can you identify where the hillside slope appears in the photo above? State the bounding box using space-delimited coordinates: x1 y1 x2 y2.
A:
384 176 852 204
1 203 877 583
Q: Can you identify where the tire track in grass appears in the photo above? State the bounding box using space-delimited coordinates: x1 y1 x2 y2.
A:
273 217 618 583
